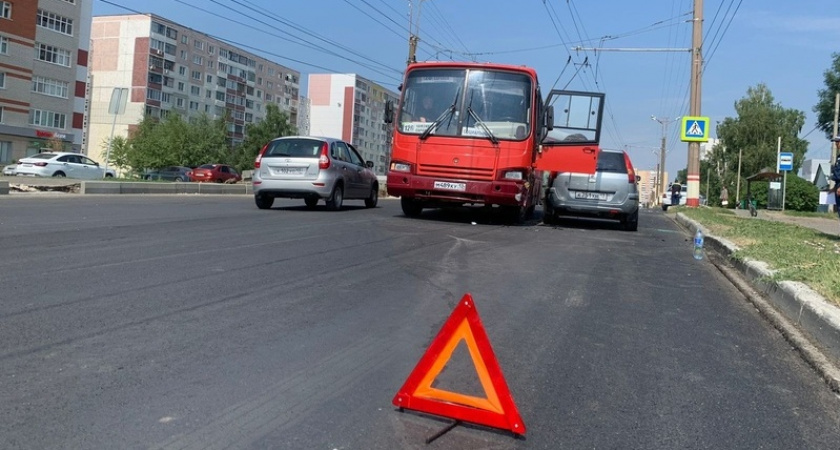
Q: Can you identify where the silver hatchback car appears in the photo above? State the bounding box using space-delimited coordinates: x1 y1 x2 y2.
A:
252 136 379 210
543 149 639 231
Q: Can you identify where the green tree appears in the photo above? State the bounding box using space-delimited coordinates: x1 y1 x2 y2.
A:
125 113 230 171
232 103 296 172
714 84 807 201
814 52 840 140
784 174 819 212
102 135 130 173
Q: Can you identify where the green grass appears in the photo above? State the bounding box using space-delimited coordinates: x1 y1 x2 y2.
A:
677 207 840 306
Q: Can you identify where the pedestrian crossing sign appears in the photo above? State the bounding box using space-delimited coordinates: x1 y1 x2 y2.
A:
680 116 710 142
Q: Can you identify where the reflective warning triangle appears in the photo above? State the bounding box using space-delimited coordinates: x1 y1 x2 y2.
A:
392 293 526 435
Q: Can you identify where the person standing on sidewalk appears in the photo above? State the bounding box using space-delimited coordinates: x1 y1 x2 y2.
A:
831 137 840 226
720 185 729 207
670 179 682 207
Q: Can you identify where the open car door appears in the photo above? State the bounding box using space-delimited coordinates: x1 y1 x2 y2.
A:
535 90 605 175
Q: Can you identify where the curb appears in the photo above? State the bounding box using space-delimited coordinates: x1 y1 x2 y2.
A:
674 212 840 392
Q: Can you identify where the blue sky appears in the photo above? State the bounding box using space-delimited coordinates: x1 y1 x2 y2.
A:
93 0 840 176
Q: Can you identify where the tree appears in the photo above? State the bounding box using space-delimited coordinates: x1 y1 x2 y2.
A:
814 52 840 140
231 103 296 172
103 135 130 173
713 84 807 200
124 113 230 171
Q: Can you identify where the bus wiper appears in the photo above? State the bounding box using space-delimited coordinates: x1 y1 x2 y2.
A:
466 106 499 144
419 88 461 141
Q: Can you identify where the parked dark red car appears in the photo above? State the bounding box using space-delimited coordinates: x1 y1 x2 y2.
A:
188 164 241 183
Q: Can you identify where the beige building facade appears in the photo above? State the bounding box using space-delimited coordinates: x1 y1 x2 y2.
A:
0 0 92 164
88 14 301 166
307 73 398 176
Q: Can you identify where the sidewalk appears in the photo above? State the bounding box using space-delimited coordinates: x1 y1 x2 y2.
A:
732 207 840 236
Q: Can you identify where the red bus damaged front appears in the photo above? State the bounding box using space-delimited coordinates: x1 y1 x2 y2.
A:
386 62 603 220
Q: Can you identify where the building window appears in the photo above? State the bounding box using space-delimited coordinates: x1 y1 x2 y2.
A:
189 101 199 111
0 72 4 89
1 2 11 20
0 37 7 54
0 141 10 161
191 70 201 80
178 66 186 76
29 109 66 129
194 40 204 50
0 107 3 123
208 45 214 55
177 81 184 91
192 55 202 65
180 50 186 60
181 35 188 44
37 9 74 36
32 76 69 98
36 43 72 67
206 74 212 83
176 98 185 108
147 89 162 101
190 85 200 95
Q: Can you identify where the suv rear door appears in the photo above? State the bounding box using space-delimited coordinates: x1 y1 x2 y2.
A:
535 90 604 176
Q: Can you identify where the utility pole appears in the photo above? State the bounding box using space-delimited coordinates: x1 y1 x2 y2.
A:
652 116 680 204
406 0 425 65
832 92 839 162
686 0 704 207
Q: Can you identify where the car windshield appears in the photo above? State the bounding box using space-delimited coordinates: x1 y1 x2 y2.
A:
398 68 532 141
264 139 323 157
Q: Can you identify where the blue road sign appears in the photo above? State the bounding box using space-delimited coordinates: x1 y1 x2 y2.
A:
779 152 793 171
680 116 710 142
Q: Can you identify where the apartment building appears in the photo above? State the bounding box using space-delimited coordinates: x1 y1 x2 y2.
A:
87 14 301 165
636 168 669 207
0 0 92 164
307 73 398 176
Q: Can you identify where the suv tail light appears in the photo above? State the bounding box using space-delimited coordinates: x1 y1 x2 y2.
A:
318 142 331 169
623 152 636 183
254 143 269 169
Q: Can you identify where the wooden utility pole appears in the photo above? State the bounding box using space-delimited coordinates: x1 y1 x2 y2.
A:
686 0 703 207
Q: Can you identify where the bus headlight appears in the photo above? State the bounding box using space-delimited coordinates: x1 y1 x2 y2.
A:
390 162 411 172
503 170 524 181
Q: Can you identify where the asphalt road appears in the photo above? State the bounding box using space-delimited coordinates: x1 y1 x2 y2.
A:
2 195 839 449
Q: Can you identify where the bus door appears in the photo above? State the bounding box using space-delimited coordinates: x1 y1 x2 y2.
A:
535 90 605 175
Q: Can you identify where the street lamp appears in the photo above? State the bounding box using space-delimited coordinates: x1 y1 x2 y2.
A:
651 116 681 205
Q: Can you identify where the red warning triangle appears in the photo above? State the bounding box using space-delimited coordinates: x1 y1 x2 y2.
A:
392 293 526 435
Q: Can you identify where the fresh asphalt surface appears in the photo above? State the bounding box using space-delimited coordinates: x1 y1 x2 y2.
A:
2 195 840 449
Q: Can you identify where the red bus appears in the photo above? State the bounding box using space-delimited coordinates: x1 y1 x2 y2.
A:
385 61 603 223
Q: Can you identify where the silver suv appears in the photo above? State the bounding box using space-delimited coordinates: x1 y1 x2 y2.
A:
543 149 639 231
252 136 379 210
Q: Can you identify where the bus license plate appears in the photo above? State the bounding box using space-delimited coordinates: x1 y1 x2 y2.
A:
434 181 466 192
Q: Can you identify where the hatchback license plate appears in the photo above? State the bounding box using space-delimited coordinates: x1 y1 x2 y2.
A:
276 167 305 175
434 181 466 192
574 191 607 200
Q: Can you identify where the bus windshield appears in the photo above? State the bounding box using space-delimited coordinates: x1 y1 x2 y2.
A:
398 68 532 141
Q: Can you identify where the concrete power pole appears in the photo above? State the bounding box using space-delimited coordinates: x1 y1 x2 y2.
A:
406 0 425 65
832 92 840 162
686 0 704 207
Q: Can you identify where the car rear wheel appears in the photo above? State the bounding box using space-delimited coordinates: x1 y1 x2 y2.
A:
622 210 639 232
326 185 343 211
304 196 319 208
255 194 274 210
400 197 423 217
175 176 184 182
52 172 66 178
365 185 378 208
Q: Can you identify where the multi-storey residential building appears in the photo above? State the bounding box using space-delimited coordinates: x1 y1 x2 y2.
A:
87 14 300 165
636 168 669 207
0 0 92 164
307 73 398 177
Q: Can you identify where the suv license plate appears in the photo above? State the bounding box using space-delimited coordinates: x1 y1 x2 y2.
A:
574 191 607 200
434 181 466 192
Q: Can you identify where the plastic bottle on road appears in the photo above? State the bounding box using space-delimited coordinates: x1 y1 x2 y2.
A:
693 229 704 260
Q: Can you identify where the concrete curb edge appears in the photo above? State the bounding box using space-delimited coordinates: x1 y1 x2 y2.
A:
674 212 840 392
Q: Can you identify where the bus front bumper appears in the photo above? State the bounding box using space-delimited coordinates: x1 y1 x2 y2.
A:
386 172 528 206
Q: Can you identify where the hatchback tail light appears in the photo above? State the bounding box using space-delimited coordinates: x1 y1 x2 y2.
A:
254 143 269 169
623 152 636 183
318 142 331 169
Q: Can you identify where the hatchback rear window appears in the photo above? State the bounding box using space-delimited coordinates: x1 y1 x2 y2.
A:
595 152 627 173
265 139 323 158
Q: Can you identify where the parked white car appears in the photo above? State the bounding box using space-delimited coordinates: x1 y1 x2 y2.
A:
15 152 115 179
2 164 16 176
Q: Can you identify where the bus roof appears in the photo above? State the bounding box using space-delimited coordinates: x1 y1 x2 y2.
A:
406 61 538 78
